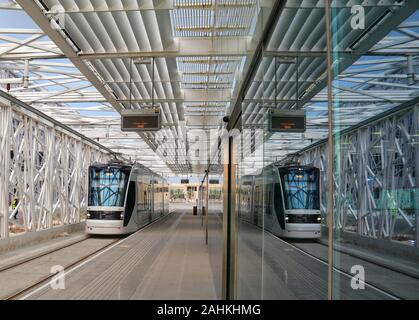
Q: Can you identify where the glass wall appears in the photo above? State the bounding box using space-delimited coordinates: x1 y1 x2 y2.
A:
235 103 265 299
235 50 330 299
228 0 419 300
206 173 223 299
328 2 419 300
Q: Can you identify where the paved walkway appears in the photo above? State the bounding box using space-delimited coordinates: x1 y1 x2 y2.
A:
27 210 218 300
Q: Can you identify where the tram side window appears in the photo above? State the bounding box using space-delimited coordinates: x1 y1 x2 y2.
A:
136 182 150 211
147 184 152 210
254 185 262 225
144 191 148 209
255 186 262 209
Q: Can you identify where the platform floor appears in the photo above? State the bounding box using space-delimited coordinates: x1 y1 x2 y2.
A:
25 209 218 300
9 205 418 300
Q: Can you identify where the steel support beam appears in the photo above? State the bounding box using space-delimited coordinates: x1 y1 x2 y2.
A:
78 38 252 59
0 104 11 238
0 3 22 10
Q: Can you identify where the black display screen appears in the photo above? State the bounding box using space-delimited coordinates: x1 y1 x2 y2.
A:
181 179 190 184
270 114 306 132
122 114 160 131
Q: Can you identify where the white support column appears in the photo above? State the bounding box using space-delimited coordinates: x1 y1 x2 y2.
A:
0 104 11 238
23 117 36 231
23 59 30 88
387 117 397 238
80 146 90 213
62 135 69 225
46 127 55 229
74 140 83 223
357 128 366 236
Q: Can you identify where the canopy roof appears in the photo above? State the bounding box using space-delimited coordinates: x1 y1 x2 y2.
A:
0 0 418 174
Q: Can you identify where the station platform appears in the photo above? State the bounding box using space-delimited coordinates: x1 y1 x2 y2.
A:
1 203 419 300
18 208 217 300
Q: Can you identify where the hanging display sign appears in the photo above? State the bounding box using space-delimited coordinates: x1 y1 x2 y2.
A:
269 109 306 133
121 108 161 131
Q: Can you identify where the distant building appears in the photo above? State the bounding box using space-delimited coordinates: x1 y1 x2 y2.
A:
170 182 222 202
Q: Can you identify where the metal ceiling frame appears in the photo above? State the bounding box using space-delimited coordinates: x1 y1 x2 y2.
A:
0 0 418 174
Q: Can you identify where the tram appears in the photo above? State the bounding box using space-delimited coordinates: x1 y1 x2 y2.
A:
238 164 321 238
86 161 169 235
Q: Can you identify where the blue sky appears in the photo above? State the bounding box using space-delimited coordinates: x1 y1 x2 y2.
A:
0 6 120 118
0 6 37 27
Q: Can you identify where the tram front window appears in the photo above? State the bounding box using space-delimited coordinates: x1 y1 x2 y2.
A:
88 166 131 207
279 168 320 210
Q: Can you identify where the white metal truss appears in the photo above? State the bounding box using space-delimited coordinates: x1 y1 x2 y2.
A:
0 96 110 239
296 103 418 243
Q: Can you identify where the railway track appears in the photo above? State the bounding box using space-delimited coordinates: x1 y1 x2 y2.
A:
5 212 174 300
1 236 123 300
0 236 90 273
240 220 406 299
275 235 402 300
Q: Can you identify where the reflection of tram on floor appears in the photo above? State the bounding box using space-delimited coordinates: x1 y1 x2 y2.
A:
238 164 321 239
86 161 169 235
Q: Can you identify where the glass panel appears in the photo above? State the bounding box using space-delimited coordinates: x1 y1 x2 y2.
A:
207 172 223 299
236 124 265 299
88 165 131 207
235 0 330 300
328 1 419 300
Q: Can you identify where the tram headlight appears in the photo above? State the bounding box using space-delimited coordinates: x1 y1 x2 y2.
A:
120 213 124 220
317 216 322 222
87 213 91 219
285 215 289 222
